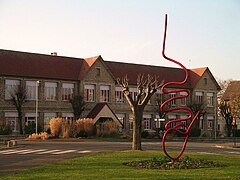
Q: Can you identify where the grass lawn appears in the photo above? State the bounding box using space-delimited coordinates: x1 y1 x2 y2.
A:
2 151 240 179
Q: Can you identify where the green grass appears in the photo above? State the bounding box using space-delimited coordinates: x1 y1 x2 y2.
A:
2 151 240 179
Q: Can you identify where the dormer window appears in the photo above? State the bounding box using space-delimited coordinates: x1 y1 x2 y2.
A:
204 78 207 85
96 68 101 76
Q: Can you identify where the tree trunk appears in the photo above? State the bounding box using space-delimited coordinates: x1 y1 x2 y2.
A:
132 109 143 150
18 110 23 135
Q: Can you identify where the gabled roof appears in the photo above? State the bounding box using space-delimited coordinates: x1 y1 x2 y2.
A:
78 55 100 80
105 61 192 88
190 67 221 90
222 81 240 101
86 103 121 125
0 49 84 80
0 49 218 90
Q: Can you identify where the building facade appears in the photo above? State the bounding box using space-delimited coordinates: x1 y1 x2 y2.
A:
0 49 221 136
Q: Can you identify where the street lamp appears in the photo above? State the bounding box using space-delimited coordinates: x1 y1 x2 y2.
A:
36 81 40 134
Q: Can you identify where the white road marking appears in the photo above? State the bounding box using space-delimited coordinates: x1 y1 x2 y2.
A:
78 150 92 154
35 150 61 154
0 149 34 155
18 149 48 154
51 150 77 155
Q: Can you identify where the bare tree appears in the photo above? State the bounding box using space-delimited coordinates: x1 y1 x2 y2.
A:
10 84 27 135
229 94 240 119
117 74 163 150
70 95 85 120
187 101 206 129
219 101 232 137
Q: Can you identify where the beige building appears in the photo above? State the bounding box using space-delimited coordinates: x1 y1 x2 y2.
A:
0 49 220 136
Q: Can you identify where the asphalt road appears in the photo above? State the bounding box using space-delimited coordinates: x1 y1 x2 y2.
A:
0 139 239 176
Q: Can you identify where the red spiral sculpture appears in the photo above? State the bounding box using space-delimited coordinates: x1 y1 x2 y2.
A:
161 14 200 161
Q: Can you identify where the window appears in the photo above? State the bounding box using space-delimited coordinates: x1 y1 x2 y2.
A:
26 81 38 100
129 114 134 130
45 82 57 101
100 85 110 102
115 87 124 103
170 93 176 106
204 78 207 85
116 113 125 131
156 90 163 104
196 92 203 104
25 113 38 126
129 87 138 101
180 92 187 106
84 85 95 102
207 115 214 130
62 83 74 101
168 115 177 128
143 115 151 130
5 79 20 100
207 92 214 106
96 68 101 76
44 113 57 131
5 112 18 132
62 112 74 121
180 115 188 130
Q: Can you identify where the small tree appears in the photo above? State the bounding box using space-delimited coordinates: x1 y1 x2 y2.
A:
219 101 232 137
187 101 206 129
10 84 27 135
70 95 85 120
117 74 163 150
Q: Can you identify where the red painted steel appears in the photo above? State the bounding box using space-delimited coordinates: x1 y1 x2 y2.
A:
161 14 200 161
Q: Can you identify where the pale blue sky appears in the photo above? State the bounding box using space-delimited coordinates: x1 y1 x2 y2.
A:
0 0 239 80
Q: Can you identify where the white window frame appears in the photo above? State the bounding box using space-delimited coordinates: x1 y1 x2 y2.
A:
84 84 95 102
143 115 151 130
207 92 214 107
115 87 124 103
196 91 203 104
100 85 110 102
44 112 57 131
5 112 18 132
62 112 74 121
168 115 177 128
129 87 138 101
62 83 74 101
25 113 38 126
26 81 38 100
5 79 20 100
207 115 214 130
45 82 57 101
180 92 187 106
170 93 176 106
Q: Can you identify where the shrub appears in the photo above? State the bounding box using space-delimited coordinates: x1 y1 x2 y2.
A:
25 122 43 134
49 118 63 138
0 120 12 135
96 121 118 137
141 130 149 138
75 118 94 138
190 128 201 137
62 120 76 138
27 132 49 140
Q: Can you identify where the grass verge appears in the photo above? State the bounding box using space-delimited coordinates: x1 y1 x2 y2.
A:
2 151 240 179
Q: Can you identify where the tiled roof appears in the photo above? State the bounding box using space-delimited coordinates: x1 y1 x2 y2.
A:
222 81 240 100
0 49 84 80
87 103 109 119
0 49 211 89
105 61 193 88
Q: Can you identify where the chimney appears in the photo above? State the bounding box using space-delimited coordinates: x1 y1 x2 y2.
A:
51 52 57 56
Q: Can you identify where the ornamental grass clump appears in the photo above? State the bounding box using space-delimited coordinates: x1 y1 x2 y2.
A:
96 121 118 137
75 118 94 138
27 132 49 140
49 118 63 138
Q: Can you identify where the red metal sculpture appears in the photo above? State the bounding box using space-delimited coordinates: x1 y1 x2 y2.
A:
161 14 200 161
